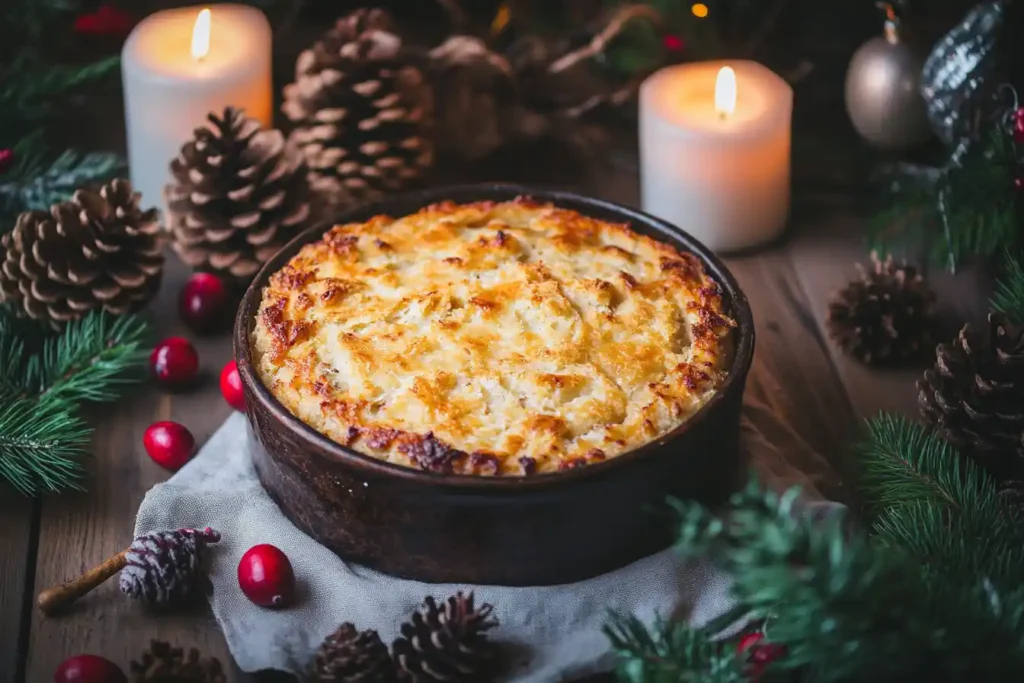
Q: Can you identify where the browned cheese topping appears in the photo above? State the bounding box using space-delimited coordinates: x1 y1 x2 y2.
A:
252 198 734 476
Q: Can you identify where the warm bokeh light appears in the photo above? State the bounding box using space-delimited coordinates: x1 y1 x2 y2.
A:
692 3 709 18
714 66 736 118
191 8 211 61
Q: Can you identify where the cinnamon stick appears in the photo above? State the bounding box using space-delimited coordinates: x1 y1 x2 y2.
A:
37 549 128 615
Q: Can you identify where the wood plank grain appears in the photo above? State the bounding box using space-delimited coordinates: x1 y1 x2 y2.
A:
0 495 35 683
25 258 238 681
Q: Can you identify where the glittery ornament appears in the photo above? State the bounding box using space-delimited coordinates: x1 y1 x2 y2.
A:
845 4 930 150
921 1 1004 146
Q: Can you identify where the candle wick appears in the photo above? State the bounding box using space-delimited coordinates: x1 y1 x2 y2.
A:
718 111 727 122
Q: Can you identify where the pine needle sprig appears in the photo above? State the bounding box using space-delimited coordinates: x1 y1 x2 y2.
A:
0 308 151 494
992 249 1024 324
856 413 987 516
30 311 150 402
867 125 1021 271
856 413 1024 590
605 613 745 683
655 479 1024 682
0 143 126 229
0 387 90 496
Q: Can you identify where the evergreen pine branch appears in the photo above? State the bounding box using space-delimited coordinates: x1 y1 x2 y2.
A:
605 613 746 683
0 387 89 496
0 308 151 494
663 479 1024 682
0 148 126 229
856 413 1024 590
992 250 1024 324
31 311 150 402
856 413 985 516
868 126 1020 270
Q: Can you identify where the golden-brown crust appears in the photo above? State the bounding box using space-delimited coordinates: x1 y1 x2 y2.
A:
252 198 734 475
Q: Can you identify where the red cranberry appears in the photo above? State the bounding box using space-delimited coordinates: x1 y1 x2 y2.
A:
179 272 230 333
220 360 246 411
143 421 196 471
54 654 126 683
238 543 295 607
149 337 199 388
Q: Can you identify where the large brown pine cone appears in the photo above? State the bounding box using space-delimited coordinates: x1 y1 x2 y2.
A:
281 9 434 205
129 640 226 683
0 179 162 327
826 253 936 366
311 623 397 682
393 592 500 682
918 313 1024 476
165 107 314 282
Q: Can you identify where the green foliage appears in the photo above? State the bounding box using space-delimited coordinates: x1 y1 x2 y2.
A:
0 308 150 495
0 141 126 228
992 250 1024 324
0 0 124 231
858 414 1024 593
605 610 747 683
868 126 1021 271
607 414 1024 682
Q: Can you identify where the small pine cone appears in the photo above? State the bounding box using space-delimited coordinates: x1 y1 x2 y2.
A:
119 527 221 606
311 623 397 682
393 592 500 682
826 253 936 366
918 313 1024 476
0 179 162 328
129 640 226 683
282 9 434 206
165 107 314 282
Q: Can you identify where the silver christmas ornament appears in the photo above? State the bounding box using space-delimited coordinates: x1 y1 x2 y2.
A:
845 4 930 150
920 0 1003 146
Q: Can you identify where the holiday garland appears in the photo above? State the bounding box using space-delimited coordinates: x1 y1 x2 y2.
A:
0 308 150 495
605 415 1024 682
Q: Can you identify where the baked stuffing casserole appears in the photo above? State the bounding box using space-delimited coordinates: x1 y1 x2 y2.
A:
252 198 734 476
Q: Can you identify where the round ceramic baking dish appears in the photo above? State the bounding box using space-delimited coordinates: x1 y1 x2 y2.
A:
234 184 754 586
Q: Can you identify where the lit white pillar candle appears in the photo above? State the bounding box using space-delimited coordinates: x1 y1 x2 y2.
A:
121 4 272 209
639 60 792 252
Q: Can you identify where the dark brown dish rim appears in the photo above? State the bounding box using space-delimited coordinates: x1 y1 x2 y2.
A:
234 183 754 490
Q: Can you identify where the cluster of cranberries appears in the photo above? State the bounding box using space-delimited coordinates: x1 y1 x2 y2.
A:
143 273 245 473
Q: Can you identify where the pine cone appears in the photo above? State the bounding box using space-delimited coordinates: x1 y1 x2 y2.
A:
282 9 434 205
393 592 500 682
119 527 221 606
0 179 162 328
165 107 314 282
129 640 226 683
918 313 1024 476
826 253 936 366
311 622 397 682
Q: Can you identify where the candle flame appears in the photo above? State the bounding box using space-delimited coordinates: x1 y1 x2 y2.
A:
191 8 211 61
714 66 736 119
